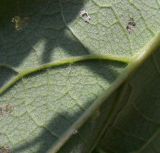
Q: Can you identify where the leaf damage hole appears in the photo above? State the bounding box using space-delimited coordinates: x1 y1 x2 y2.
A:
126 17 136 34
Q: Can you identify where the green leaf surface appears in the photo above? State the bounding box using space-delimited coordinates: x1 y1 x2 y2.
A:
95 49 160 153
0 0 160 153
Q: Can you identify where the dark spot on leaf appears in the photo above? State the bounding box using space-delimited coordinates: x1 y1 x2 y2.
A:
126 17 136 34
80 9 91 23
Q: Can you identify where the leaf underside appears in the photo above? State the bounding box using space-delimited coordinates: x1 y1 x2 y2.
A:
96 49 160 153
0 0 160 153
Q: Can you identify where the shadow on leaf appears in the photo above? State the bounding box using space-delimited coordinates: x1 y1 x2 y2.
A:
0 0 127 153
0 0 123 88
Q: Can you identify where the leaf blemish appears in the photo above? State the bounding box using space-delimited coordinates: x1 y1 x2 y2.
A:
0 104 14 117
11 16 30 31
0 146 12 153
72 129 78 135
80 9 91 23
126 17 136 34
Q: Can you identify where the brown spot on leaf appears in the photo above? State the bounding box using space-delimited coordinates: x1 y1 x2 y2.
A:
11 16 30 31
0 146 12 153
5 104 14 113
0 104 14 117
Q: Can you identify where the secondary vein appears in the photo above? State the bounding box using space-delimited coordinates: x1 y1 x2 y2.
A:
0 54 131 95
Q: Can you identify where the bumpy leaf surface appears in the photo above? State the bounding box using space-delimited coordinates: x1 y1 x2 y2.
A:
0 0 160 153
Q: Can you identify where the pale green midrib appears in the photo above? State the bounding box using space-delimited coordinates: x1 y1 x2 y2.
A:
94 32 160 153
48 33 160 153
0 54 131 95
95 33 160 153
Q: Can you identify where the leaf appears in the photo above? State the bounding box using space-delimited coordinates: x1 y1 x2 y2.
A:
95 48 160 153
0 0 160 153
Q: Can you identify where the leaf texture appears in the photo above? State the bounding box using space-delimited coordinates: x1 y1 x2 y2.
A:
0 0 160 153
